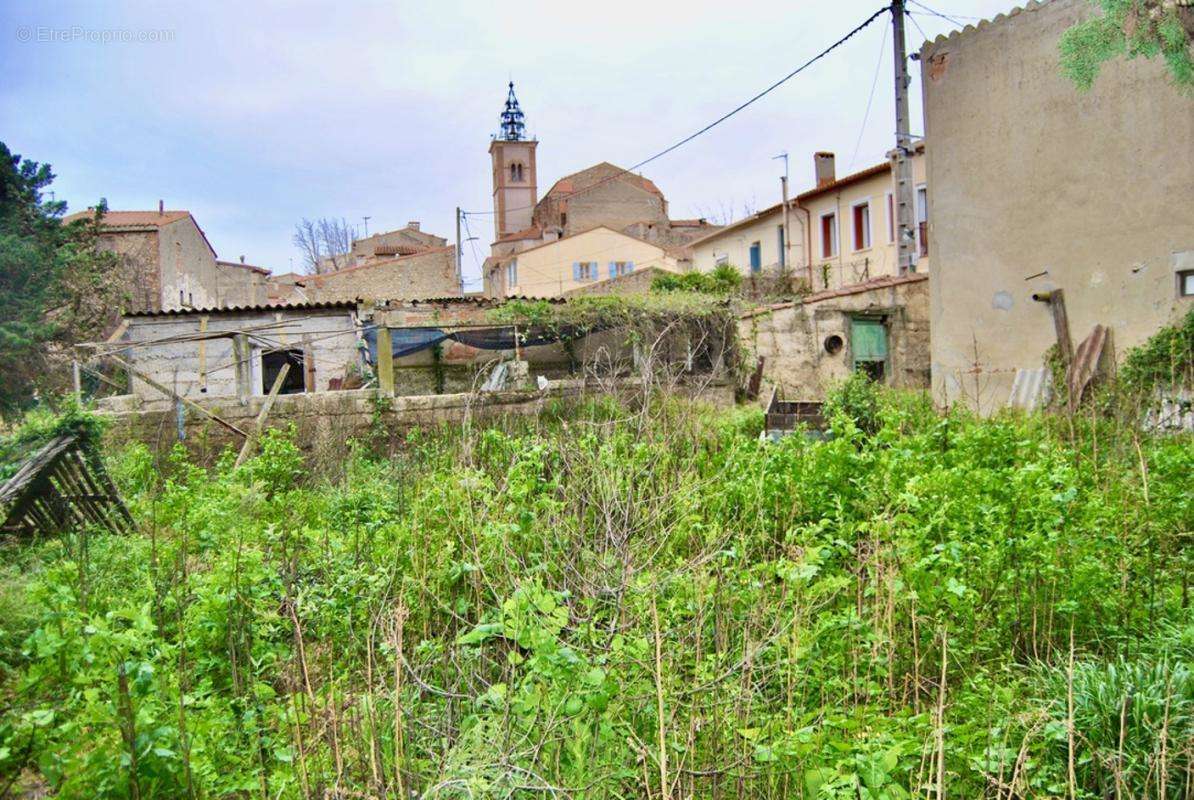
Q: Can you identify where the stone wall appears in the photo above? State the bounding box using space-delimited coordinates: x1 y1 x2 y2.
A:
921 0 1194 409
740 274 930 402
96 229 161 313
99 381 736 462
300 247 460 301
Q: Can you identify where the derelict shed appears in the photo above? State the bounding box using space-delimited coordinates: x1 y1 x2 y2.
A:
102 301 364 403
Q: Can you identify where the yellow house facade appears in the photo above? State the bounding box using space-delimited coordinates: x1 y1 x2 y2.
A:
690 149 929 291
485 226 683 298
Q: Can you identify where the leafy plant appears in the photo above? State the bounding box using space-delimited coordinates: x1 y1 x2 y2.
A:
1060 0 1194 91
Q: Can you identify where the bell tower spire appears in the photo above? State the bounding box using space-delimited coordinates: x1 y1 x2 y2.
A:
489 82 537 242
499 81 526 141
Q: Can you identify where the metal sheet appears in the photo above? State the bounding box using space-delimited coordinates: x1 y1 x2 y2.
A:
1007 367 1053 412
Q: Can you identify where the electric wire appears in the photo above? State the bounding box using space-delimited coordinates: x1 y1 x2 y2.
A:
463 5 892 220
847 23 889 172
906 0 969 27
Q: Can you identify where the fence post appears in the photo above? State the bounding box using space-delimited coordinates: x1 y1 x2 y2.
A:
377 326 394 396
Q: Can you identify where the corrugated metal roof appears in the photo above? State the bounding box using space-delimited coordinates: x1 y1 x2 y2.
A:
1007 367 1053 412
124 299 361 318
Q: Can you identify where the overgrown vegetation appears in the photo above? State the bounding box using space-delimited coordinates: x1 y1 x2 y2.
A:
0 383 1190 799
0 142 128 420
651 263 743 295
1060 0 1194 91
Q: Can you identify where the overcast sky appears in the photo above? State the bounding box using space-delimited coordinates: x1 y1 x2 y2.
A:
2 0 1014 288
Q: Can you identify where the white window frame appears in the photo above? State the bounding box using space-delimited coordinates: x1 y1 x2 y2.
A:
506 260 517 288
820 211 838 259
914 183 928 261
714 252 729 267
851 198 872 252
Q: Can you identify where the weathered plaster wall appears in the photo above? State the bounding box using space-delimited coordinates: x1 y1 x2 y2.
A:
121 308 362 401
157 217 219 310
740 275 930 402
215 262 269 306
921 0 1194 409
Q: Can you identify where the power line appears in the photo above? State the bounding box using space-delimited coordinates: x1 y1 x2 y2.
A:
460 212 485 286
847 22 889 172
906 7 933 48
465 5 892 220
906 0 969 27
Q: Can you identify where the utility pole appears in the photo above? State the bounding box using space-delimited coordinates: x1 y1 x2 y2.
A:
773 152 791 272
891 0 917 274
455 207 464 293
362 216 371 237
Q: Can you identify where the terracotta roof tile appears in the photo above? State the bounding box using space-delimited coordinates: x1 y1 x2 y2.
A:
63 209 192 227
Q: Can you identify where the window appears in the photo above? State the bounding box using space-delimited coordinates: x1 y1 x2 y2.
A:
852 201 871 251
749 242 762 273
886 193 895 243
608 261 634 278
572 261 597 282
261 349 306 395
506 260 517 287
509 162 524 182
777 225 786 267
560 212 567 228
820 212 838 259
1179 270 1194 298
714 253 729 266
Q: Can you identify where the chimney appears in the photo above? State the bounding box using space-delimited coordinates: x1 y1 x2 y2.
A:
814 152 836 188
239 255 245 264
407 220 420 231
158 199 164 216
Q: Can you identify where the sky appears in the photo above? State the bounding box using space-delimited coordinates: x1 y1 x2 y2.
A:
1 0 1015 289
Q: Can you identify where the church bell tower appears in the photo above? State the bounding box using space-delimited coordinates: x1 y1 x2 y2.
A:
489 82 537 241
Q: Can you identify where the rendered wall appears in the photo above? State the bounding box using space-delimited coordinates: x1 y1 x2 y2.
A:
740 276 931 402
504 228 679 298
921 0 1194 409
157 217 219 310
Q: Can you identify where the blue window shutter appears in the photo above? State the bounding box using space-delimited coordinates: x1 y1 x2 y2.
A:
572 262 580 281
626 261 635 273
609 261 616 278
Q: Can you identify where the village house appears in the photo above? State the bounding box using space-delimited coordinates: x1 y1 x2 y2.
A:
483 83 718 296
214 257 270 306
689 147 929 291
920 0 1194 410
63 204 234 312
483 226 685 298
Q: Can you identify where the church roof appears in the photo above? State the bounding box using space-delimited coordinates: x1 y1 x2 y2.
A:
541 162 665 204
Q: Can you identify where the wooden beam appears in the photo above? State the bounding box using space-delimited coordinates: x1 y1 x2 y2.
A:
376 326 394 396
104 353 248 438
235 363 290 468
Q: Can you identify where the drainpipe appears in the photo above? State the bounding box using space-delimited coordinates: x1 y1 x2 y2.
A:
796 202 813 289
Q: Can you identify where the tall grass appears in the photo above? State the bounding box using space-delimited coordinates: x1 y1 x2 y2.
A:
0 382 1190 798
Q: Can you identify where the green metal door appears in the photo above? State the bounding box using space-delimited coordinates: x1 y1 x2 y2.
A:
851 318 888 362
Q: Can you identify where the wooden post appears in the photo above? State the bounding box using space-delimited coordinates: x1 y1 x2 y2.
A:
235 364 290 468
197 316 208 393
233 334 252 405
302 334 316 392
376 326 394 396
1035 289 1074 365
72 358 82 402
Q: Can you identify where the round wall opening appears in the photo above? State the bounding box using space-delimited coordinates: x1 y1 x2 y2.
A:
824 334 844 355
